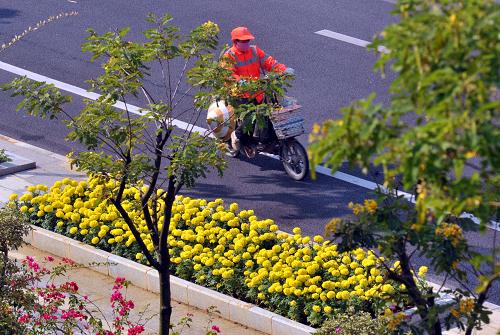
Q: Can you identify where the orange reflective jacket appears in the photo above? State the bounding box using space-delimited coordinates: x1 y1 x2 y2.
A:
223 45 286 102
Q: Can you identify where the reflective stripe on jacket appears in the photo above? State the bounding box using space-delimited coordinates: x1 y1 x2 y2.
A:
224 45 286 80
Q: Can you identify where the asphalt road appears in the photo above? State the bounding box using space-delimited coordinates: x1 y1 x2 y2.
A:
0 1 498 304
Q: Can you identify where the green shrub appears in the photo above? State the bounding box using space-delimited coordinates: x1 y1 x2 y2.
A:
315 307 391 335
0 149 11 164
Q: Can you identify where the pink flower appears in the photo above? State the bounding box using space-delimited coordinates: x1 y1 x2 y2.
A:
127 324 145 335
61 310 85 320
113 277 125 290
44 256 55 262
211 325 221 333
335 326 342 334
60 281 79 293
61 257 76 265
18 314 30 323
23 256 41 272
41 313 57 320
110 290 123 303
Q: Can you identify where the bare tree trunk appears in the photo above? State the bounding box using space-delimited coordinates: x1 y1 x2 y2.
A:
158 265 172 335
158 177 176 335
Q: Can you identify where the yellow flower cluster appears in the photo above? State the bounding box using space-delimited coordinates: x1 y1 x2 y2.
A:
348 199 378 216
384 310 407 331
450 298 475 318
14 176 399 325
435 223 464 247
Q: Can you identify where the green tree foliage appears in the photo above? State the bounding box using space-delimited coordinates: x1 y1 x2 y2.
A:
309 1 499 334
2 14 226 335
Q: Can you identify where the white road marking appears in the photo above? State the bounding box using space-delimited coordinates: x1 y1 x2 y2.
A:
315 29 389 53
0 61 206 134
0 61 498 231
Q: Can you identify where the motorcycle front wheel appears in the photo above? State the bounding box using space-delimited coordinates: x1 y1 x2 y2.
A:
281 139 309 181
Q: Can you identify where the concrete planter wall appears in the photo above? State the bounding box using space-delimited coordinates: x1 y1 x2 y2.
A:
26 226 315 335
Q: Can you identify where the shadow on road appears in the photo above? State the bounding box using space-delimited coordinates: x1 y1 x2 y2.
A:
0 8 20 24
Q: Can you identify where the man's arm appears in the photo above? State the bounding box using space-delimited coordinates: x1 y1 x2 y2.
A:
255 46 286 73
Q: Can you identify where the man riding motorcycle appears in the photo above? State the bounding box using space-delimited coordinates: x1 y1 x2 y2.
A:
222 26 294 157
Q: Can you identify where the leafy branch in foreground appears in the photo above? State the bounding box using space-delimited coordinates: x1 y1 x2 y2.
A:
2 14 226 335
309 1 499 335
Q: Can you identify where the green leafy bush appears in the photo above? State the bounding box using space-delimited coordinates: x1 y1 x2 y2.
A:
315 307 392 335
0 149 11 164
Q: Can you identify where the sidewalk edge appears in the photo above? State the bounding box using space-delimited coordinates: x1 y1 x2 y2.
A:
28 225 316 335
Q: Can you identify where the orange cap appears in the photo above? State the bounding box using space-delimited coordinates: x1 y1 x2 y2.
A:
231 27 255 41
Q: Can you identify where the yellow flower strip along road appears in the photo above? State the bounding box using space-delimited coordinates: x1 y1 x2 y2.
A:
11 176 428 327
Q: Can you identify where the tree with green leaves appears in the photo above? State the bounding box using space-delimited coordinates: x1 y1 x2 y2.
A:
3 14 226 335
309 1 499 334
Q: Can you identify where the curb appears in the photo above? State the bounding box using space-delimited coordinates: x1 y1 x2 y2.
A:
0 134 69 162
26 226 316 335
0 151 36 176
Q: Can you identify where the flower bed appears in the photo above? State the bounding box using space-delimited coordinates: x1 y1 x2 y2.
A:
11 176 414 327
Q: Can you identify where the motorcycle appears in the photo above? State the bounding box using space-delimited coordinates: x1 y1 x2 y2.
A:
206 96 309 181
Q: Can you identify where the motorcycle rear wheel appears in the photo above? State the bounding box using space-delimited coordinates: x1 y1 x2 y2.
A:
281 139 309 181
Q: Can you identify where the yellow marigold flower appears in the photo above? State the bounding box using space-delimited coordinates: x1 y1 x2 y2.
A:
136 252 143 260
362 258 375 268
418 266 428 277
70 213 81 222
312 305 321 313
289 300 297 307
20 205 28 213
363 199 377 214
8 193 18 201
69 227 78 234
19 193 33 202
382 284 395 294
91 237 99 244
292 227 301 235
313 235 324 244
36 184 48 191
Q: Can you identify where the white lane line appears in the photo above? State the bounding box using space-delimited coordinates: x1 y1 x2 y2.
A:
314 29 389 53
1 61 498 231
0 61 206 134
